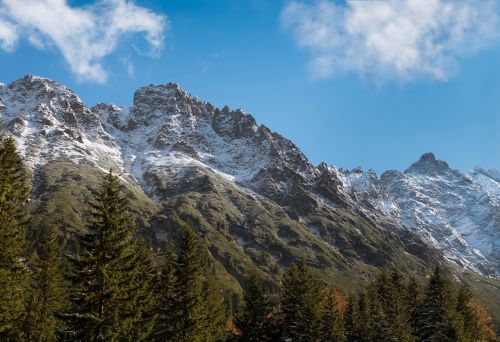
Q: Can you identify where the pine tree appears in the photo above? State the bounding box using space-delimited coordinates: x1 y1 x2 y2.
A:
356 290 375 342
24 227 68 341
321 287 346 342
236 274 272 341
174 224 220 342
416 266 465 342
0 135 30 340
62 170 153 341
372 270 415 341
405 275 423 337
125 238 157 340
153 241 179 341
280 260 324 342
202 276 227 341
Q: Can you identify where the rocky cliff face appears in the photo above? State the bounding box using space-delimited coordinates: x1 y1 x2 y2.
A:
1 75 499 280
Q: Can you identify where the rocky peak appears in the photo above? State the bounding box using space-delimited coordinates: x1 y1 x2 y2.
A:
0 76 120 169
405 152 451 176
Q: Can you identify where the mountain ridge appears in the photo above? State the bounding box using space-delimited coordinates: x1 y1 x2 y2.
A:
0 75 498 280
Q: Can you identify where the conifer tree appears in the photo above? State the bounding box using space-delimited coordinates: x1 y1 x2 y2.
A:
280 260 324 341
321 287 346 342
456 286 497 342
463 298 497 342
24 227 68 341
405 275 423 337
236 274 272 341
174 225 206 342
62 170 153 341
372 270 415 341
0 135 30 339
416 266 465 342
202 276 227 341
125 238 157 341
356 290 375 342
153 241 179 341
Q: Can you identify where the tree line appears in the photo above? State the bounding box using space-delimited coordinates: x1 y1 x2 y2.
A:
0 134 497 341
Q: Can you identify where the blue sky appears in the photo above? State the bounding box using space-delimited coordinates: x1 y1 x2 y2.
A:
1 0 500 173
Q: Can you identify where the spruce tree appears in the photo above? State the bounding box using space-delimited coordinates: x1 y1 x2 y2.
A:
280 260 324 341
202 276 227 341
405 275 423 337
24 227 68 341
236 274 272 341
125 238 157 341
416 266 465 342
356 290 375 342
372 270 415 341
62 170 153 341
175 225 205 342
0 135 30 339
153 241 179 341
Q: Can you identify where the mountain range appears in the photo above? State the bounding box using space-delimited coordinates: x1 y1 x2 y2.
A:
1 75 499 322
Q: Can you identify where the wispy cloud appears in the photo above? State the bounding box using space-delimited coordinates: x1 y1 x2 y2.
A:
281 0 500 82
0 0 168 83
0 19 17 51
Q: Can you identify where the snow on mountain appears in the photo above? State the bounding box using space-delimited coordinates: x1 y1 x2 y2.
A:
0 75 123 173
344 153 500 276
0 75 499 277
94 82 317 198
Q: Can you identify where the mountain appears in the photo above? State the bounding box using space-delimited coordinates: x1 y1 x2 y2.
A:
338 153 500 277
1 75 499 322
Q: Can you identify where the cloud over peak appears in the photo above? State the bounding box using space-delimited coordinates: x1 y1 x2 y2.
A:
281 0 500 82
0 0 167 83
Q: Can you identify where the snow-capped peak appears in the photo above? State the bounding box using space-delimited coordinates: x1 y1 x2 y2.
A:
1 75 498 278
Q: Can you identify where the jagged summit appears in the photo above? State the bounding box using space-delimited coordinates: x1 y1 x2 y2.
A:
7 75 69 95
405 152 451 175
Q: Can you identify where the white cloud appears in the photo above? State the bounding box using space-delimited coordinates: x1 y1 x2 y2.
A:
0 19 17 51
0 0 167 83
281 0 500 82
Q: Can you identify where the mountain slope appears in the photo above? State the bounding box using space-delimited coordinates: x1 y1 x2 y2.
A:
1 75 499 324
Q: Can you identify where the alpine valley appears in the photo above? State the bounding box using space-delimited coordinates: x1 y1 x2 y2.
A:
1 75 499 324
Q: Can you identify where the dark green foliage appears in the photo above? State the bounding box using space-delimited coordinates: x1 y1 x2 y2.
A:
175 225 207 342
0 135 30 339
416 266 465 342
406 275 423 337
174 225 227 342
371 270 415 341
202 275 227 341
356 290 376 342
61 170 154 341
24 227 68 341
280 260 324 341
235 274 273 341
153 241 178 341
126 238 157 340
